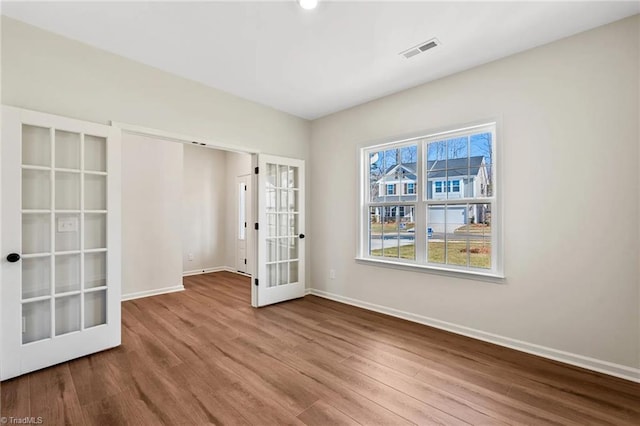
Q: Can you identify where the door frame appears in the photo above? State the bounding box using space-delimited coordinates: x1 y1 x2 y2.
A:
111 122 261 305
236 174 251 274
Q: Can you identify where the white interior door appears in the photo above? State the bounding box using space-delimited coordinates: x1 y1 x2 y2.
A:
254 154 305 307
236 175 249 274
1 106 121 380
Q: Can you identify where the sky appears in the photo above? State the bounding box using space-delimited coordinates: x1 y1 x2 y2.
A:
369 132 492 173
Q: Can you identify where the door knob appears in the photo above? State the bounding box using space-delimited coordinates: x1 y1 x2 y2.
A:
6 253 21 263
299 234 305 239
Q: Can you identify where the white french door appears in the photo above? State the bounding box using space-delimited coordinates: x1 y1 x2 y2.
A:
254 154 305 307
1 106 121 380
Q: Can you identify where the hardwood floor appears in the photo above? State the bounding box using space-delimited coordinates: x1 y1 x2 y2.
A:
2 271 639 425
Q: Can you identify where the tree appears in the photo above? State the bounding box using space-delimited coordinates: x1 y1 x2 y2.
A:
471 133 493 195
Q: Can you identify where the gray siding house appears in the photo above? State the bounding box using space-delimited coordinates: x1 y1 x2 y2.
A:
372 156 490 232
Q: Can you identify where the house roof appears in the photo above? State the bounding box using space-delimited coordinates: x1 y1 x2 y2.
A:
382 156 485 179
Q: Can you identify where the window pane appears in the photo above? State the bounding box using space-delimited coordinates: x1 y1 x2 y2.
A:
400 169 417 202
85 213 106 249
23 214 51 255
22 257 51 299
369 206 383 257
55 172 80 210
85 174 107 210
446 204 469 267
426 170 446 200
55 213 80 252
426 141 447 167
266 188 276 212
427 205 445 264
55 295 81 336
447 136 468 162
399 206 415 260
469 203 492 269
238 183 246 240
470 132 493 198
266 163 277 188
278 262 288 286
369 205 415 260
85 290 107 328
23 169 51 210
55 130 81 170
55 254 81 293
370 145 417 203
369 150 384 202
85 252 107 289
23 125 51 167
84 135 107 172
446 170 467 199
278 165 288 188
22 300 51 344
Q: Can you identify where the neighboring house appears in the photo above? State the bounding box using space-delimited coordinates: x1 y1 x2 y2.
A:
371 156 490 233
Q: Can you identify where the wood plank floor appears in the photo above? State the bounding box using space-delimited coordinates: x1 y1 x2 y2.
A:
1 271 639 425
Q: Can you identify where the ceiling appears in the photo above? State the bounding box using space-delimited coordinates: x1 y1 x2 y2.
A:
2 1 639 120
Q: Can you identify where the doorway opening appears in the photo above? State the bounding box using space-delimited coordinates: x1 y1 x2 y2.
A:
115 121 306 308
118 131 255 306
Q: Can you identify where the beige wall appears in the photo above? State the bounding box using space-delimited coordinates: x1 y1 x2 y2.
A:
0 17 310 160
122 134 183 296
310 16 640 368
183 146 252 274
182 144 228 273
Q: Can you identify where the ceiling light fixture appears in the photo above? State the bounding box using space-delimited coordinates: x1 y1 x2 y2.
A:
298 0 318 10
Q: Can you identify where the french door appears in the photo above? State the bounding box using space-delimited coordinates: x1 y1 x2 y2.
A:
1 106 121 380
254 154 305 307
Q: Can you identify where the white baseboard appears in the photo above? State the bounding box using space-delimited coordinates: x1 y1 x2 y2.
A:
121 285 185 302
183 266 252 278
183 266 229 277
308 289 640 383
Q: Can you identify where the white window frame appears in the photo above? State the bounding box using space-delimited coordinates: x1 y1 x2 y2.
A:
357 121 503 279
405 182 416 195
386 183 396 195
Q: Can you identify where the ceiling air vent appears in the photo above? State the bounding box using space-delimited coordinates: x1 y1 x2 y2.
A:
400 38 440 59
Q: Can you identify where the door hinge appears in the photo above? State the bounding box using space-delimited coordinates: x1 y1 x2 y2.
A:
244 259 247 265
254 167 259 174
254 223 259 230
254 278 259 286
244 221 247 228
244 185 247 191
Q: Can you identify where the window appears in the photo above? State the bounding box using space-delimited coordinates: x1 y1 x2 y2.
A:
386 184 396 195
238 182 246 240
361 122 500 276
405 182 416 194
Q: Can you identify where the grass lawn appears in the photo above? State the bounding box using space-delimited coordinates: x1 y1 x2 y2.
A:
371 240 491 268
454 223 492 234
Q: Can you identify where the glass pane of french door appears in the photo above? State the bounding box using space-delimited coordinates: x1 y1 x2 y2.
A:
265 163 300 288
20 125 109 344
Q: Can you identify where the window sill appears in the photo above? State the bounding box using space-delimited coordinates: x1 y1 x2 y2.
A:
354 257 505 283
